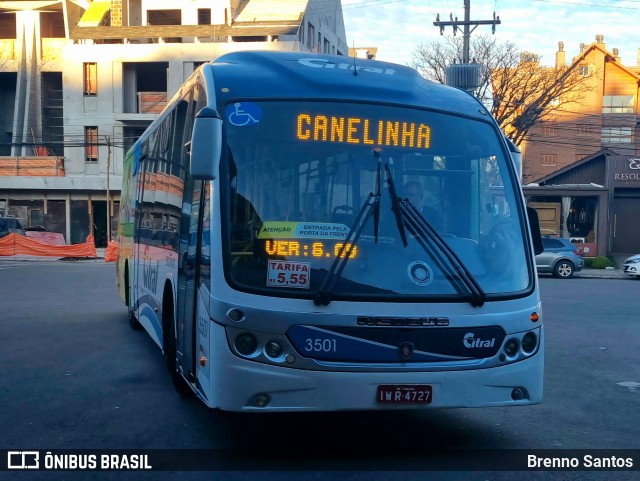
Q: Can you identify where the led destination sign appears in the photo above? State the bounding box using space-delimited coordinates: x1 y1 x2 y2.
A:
265 240 358 259
258 222 358 259
296 114 431 149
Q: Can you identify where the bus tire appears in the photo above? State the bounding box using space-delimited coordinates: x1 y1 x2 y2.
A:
125 263 142 330
128 309 142 330
163 292 193 397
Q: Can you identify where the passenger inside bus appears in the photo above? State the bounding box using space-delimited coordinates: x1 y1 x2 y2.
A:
479 215 527 288
402 180 442 230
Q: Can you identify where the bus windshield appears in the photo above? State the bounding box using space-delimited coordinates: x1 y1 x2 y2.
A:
223 101 532 300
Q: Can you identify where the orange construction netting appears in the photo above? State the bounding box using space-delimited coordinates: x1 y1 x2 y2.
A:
104 240 118 262
0 233 97 258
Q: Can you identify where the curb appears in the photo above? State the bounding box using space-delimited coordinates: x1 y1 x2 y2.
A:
574 269 629 279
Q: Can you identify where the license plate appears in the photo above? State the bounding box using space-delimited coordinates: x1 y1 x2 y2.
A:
377 384 432 404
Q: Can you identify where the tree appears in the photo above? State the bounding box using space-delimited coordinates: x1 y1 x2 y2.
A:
410 35 594 146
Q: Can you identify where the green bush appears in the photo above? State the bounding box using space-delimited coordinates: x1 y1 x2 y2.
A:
591 256 612 269
584 258 593 268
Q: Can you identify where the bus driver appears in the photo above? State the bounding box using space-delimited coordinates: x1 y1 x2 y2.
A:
403 181 441 229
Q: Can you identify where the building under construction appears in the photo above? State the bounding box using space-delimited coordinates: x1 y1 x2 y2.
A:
0 0 348 246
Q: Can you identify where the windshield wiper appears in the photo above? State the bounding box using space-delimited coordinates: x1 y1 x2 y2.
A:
384 159 408 247
401 201 486 307
384 163 486 307
313 192 380 306
314 151 383 306
372 150 382 242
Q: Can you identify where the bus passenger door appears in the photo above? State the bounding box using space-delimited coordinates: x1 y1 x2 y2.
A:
176 177 203 382
133 156 151 323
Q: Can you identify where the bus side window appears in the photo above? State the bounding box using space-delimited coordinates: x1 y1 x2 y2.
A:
231 192 259 245
331 204 355 226
199 181 212 289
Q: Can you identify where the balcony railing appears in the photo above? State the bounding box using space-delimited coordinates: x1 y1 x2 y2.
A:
41 38 68 61
0 39 16 60
137 92 167 114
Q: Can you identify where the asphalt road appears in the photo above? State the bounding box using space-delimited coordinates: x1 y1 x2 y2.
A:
0 260 638 481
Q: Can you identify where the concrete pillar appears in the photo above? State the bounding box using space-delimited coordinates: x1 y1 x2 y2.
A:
12 11 42 157
65 193 71 244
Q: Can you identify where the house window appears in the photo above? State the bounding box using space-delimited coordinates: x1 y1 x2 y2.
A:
602 95 634 114
85 127 99 162
541 154 557 166
577 124 592 136
83 62 97 96
601 127 633 143
198 9 211 25
542 123 557 136
307 22 315 50
147 10 181 25
578 64 589 76
0 13 17 38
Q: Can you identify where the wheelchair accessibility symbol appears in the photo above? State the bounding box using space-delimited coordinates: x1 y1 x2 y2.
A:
226 102 262 127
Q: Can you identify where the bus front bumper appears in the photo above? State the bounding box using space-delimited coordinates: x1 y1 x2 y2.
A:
206 325 544 412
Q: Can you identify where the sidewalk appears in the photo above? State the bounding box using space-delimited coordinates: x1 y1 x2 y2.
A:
574 253 632 279
575 267 629 279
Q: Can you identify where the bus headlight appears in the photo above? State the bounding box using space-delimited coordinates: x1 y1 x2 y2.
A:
265 340 283 358
504 338 519 357
235 333 257 355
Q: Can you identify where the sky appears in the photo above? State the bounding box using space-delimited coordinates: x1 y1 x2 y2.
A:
341 0 640 69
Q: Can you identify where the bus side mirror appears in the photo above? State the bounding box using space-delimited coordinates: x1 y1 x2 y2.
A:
527 206 544 255
190 107 223 180
505 137 522 179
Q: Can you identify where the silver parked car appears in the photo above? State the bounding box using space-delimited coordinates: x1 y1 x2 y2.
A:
622 254 640 279
535 237 584 279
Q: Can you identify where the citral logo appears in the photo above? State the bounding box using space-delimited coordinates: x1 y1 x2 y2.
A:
463 332 495 349
298 58 396 75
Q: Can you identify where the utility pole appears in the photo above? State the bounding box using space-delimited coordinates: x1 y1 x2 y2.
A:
433 0 500 92
106 135 111 242
434 0 500 64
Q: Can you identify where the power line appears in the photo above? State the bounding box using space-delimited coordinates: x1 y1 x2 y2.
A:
310 0 410 14
520 137 636 150
532 0 640 10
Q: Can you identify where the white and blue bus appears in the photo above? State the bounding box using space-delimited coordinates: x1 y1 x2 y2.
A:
116 51 544 412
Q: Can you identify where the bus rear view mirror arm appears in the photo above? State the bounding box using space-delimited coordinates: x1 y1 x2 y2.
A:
191 107 223 180
527 206 544 256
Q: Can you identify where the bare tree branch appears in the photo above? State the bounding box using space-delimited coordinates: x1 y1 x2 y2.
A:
410 35 594 146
